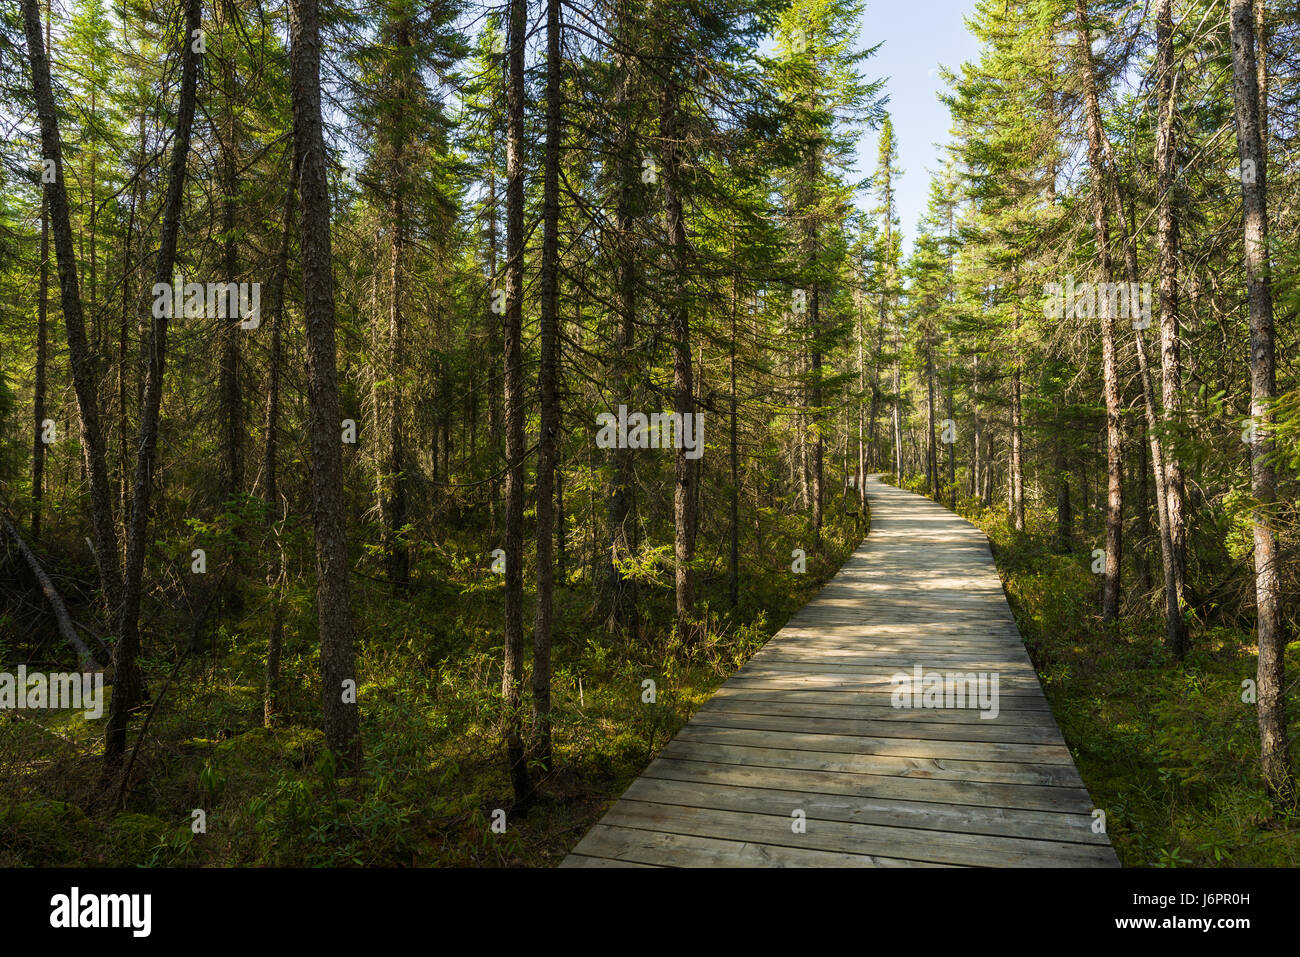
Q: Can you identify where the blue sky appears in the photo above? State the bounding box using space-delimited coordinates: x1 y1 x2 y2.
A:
852 0 982 254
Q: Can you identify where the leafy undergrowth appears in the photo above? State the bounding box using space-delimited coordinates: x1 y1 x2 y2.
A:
0 513 861 867
885 474 1300 866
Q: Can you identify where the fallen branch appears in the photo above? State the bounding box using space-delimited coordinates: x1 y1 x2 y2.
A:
1 514 102 672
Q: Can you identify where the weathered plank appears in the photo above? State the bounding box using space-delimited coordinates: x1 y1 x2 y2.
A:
707 687 1063 725
621 776 1110 845
599 801 1116 868
690 703 1067 745
657 738 1086 787
670 721 1076 764
642 756 1095 813
569 824 949 868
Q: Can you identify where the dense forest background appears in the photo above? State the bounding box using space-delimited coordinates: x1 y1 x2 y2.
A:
0 0 1296 866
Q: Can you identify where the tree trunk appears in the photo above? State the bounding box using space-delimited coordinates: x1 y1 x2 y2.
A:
263 152 297 728
1154 0 1188 656
662 79 696 628
383 189 410 588
867 302 883 471
533 0 562 772
926 345 936 498
486 135 502 533
381 17 412 590
798 349 809 510
604 3 638 637
218 0 243 504
729 259 740 607
972 352 981 499
891 321 902 479
502 0 533 804
856 285 867 514
118 117 147 537
105 0 202 769
32 194 48 541
1055 436 1072 552
555 458 566 581
1229 0 1292 807
288 0 362 771
1136 423 1154 591
1085 0 1181 650
21 0 123 623
945 346 955 509
1075 0 1123 623
809 286 823 543
1010 314 1024 531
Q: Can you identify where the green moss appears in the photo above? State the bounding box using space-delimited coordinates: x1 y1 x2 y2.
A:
0 800 92 866
213 726 325 773
104 812 171 866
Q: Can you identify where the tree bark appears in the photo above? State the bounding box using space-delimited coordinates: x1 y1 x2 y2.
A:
1154 0 1188 655
218 0 243 503
1084 0 1181 650
604 2 638 637
106 0 203 770
856 282 867 515
1229 0 1292 807
867 303 883 472
21 0 123 623
662 79 696 628
263 152 297 728
533 0 563 771
891 319 902 479
1010 291 1024 531
381 16 412 590
945 345 955 509
1136 423 1154 591
288 0 363 771
486 128 502 533
926 345 936 498
1055 434 1072 552
972 352 981 500
1075 0 1123 623
729 256 740 607
32 194 48 541
502 0 533 804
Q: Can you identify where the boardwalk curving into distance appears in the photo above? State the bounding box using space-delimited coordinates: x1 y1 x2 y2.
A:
562 474 1119 868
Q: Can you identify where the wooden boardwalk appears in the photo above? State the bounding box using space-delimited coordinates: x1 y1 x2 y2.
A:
561 475 1119 867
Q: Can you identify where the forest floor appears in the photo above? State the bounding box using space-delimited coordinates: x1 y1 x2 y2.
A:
889 473 1300 867
6 480 1298 867
0 509 862 866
